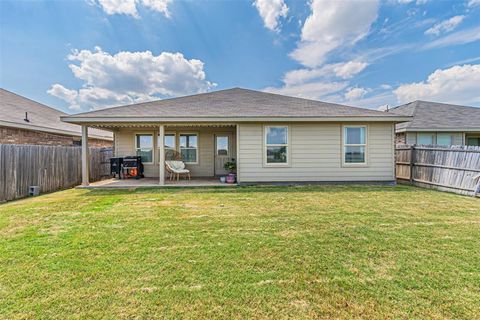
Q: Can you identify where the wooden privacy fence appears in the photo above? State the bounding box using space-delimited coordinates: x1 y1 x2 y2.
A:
0 144 113 202
396 144 480 197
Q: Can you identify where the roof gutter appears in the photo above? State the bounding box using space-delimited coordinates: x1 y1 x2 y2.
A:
61 116 412 124
396 127 480 133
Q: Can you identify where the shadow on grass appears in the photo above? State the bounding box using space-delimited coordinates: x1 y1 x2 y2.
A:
80 184 420 197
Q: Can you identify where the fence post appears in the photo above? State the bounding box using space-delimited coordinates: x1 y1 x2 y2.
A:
409 145 415 184
474 174 480 197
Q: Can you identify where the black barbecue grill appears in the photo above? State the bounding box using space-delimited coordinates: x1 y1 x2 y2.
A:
122 156 144 179
110 157 123 179
109 156 144 179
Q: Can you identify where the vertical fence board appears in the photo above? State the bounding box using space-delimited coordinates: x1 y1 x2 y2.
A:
396 144 480 196
0 144 113 202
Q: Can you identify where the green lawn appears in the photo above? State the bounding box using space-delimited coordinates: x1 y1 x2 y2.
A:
0 185 479 319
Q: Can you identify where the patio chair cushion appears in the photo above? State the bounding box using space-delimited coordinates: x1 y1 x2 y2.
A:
166 161 189 173
170 161 185 170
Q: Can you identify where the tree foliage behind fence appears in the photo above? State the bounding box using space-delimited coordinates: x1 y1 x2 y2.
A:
0 144 112 202
396 145 480 196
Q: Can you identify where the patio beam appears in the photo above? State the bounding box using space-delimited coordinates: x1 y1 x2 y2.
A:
81 125 89 186
159 124 165 185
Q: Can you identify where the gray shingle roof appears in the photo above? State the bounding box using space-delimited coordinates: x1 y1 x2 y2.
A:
63 88 406 120
0 88 112 139
389 100 480 131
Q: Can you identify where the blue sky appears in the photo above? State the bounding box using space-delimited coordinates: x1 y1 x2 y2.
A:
1 0 479 113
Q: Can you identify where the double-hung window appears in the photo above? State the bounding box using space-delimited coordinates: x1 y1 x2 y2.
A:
265 126 288 165
436 133 452 146
417 133 434 145
135 134 153 163
158 133 176 159
466 135 480 146
179 133 198 163
343 126 367 165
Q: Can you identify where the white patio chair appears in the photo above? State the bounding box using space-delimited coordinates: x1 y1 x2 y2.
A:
165 160 191 181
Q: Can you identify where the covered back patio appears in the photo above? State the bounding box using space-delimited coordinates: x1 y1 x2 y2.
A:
79 123 238 187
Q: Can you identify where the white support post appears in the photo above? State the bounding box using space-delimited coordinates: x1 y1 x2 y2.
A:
81 125 90 186
159 125 165 185
236 124 240 184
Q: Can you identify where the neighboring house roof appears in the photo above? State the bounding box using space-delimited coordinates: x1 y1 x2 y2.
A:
0 88 113 140
62 88 410 124
389 100 480 132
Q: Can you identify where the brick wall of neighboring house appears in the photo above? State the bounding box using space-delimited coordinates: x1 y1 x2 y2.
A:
0 126 112 147
395 132 406 145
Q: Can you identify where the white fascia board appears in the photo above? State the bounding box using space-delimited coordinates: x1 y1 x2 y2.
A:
397 127 480 133
61 116 413 124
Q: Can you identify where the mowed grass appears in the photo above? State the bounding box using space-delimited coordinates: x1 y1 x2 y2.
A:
0 185 479 319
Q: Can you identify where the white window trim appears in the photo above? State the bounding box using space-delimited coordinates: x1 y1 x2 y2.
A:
342 125 368 167
179 132 199 164
263 125 290 167
134 132 154 164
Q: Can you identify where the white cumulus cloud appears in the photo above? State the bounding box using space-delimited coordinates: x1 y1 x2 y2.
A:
345 87 368 101
290 0 379 67
425 15 464 36
265 60 368 103
394 64 480 106
254 0 289 32
283 61 368 86
332 61 369 79
90 0 172 18
48 47 216 111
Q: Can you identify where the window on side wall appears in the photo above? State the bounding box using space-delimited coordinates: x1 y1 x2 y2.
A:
179 133 198 163
265 126 289 165
135 134 153 163
343 126 367 165
466 135 480 146
406 133 417 145
417 133 434 145
436 133 452 146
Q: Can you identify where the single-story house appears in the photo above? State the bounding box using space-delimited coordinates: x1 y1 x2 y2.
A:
61 88 410 186
388 100 480 146
0 88 113 147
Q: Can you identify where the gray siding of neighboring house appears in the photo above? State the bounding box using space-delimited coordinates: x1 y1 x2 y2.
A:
114 126 236 177
237 122 395 183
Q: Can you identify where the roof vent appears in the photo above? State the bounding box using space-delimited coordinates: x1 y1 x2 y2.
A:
24 112 30 122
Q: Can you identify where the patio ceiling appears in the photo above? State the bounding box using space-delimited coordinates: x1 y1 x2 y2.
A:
88 123 237 131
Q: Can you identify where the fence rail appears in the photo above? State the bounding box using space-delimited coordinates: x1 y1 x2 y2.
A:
0 144 112 202
396 144 480 197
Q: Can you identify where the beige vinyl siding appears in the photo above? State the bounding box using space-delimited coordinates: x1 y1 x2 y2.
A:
114 126 236 178
115 129 158 177
238 123 395 182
